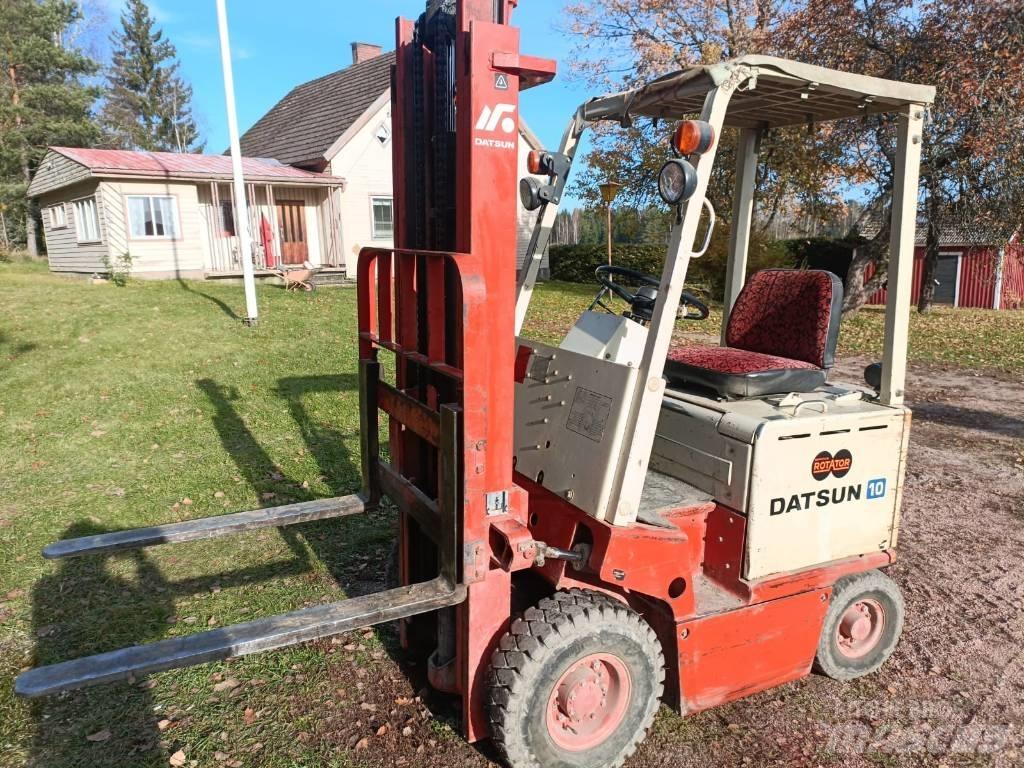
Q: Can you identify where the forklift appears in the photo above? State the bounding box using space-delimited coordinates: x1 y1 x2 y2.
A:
16 2 935 767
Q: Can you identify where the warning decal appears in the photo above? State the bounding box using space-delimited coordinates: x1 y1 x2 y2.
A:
566 387 613 443
495 73 510 90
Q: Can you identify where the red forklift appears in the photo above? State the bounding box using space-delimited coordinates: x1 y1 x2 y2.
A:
17 2 935 767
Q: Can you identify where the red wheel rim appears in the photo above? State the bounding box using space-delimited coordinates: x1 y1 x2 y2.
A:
835 598 885 659
546 653 631 751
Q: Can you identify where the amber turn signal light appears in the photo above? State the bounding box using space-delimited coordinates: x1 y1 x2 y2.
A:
527 149 544 175
672 120 715 155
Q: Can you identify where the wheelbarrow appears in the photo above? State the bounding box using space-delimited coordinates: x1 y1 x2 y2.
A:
276 262 319 292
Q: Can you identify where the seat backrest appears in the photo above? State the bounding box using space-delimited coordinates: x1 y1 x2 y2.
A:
725 269 843 369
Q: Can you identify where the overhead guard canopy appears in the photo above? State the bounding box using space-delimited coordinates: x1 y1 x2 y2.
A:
582 55 936 129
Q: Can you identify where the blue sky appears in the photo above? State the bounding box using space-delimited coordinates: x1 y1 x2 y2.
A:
91 1 596 202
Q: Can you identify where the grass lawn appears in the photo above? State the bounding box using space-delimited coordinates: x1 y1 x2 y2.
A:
1 263 1022 767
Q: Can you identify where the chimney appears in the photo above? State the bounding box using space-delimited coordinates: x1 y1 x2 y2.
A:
351 42 383 65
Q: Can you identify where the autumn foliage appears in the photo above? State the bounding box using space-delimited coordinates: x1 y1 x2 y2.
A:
563 0 1024 312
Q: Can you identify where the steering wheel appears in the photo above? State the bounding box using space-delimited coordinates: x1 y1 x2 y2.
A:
591 265 709 322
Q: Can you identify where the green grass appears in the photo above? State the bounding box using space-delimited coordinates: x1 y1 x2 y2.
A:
0 263 393 767
1 264 1021 767
526 280 1024 372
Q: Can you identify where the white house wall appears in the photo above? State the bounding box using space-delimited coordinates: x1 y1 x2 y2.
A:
102 179 207 278
328 99 395 265
327 98 546 274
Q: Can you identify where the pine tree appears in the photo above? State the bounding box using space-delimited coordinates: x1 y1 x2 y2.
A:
0 0 99 255
99 0 202 153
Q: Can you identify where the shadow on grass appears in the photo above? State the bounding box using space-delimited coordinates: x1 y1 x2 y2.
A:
195 376 396 591
0 330 38 370
28 522 172 768
175 279 239 320
25 376 409 765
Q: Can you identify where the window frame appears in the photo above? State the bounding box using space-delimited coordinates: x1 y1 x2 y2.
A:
219 199 236 238
369 195 394 241
72 195 102 244
47 203 67 230
126 194 181 241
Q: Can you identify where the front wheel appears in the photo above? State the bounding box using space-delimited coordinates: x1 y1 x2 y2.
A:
814 569 905 681
487 589 664 768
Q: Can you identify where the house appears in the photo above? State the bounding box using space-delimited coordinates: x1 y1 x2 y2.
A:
238 42 546 274
27 147 344 279
854 217 1024 310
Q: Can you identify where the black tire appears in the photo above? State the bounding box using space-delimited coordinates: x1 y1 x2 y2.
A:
814 569 905 681
487 589 664 768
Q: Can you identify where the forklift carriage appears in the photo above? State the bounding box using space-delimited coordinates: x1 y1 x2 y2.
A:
16 2 934 767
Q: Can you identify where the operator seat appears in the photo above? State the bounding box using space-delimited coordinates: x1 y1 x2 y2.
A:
665 269 843 398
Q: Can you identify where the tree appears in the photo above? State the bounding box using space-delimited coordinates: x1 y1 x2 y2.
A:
563 1 848 245
0 0 99 255
99 0 202 152
778 0 1024 313
563 0 1024 314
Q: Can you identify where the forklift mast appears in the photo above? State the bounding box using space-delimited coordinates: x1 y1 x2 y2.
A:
358 0 556 738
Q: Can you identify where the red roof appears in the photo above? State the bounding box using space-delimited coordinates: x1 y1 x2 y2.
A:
50 147 342 185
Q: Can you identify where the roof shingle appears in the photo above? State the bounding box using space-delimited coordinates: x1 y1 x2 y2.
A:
239 52 395 167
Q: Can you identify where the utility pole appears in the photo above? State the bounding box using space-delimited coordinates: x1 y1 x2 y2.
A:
599 181 621 266
216 0 258 325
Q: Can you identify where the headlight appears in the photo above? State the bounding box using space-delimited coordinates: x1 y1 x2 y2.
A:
658 159 698 205
520 177 543 210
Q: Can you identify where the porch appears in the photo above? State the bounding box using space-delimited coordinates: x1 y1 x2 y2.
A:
198 181 344 275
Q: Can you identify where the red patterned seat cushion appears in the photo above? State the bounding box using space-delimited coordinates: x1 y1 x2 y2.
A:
666 346 820 374
725 269 842 369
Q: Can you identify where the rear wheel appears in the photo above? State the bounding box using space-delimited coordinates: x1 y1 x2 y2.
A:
814 569 905 681
487 589 664 768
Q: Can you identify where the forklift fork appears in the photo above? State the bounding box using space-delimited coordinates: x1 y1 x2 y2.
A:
15 360 466 698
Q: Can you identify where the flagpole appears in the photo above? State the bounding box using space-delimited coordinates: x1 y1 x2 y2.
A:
216 0 258 325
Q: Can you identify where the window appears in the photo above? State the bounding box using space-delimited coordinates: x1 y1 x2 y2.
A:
371 196 393 240
73 197 101 242
219 200 236 237
48 204 67 229
127 195 178 239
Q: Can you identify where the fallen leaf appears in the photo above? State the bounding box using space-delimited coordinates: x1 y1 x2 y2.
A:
182 498 193 506
156 719 172 732
86 729 111 742
90 430 106 437
376 724 389 736
214 491 225 498
355 737 370 750
213 678 240 693
243 707 256 725
169 750 186 766
402 726 413 737
213 751 229 762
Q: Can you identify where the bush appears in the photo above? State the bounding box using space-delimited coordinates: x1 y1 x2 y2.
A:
550 224 795 299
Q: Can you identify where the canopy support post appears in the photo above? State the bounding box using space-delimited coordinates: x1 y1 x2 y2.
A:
881 106 924 406
721 127 760 345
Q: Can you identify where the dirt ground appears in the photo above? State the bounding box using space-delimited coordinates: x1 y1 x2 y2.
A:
283 359 1023 768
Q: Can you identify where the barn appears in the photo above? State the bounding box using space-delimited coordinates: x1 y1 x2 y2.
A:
857 223 1024 310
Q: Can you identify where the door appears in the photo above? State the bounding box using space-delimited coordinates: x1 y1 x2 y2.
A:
933 253 959 305
276 200 308 264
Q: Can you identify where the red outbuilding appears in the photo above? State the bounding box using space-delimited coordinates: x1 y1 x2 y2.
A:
858 224 1024 310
